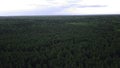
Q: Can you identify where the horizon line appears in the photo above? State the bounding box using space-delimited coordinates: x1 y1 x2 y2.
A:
0 14 120 17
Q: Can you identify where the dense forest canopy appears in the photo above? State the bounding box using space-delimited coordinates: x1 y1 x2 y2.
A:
0 15 120 68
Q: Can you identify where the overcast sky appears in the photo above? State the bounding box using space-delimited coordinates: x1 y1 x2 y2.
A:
0 0 120 16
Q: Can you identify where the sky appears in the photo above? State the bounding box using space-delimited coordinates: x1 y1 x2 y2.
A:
0 0 120 16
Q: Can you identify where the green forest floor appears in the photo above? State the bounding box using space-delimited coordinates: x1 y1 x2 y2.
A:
0 15 120 68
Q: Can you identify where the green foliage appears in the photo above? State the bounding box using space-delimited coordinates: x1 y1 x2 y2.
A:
0 15 120 68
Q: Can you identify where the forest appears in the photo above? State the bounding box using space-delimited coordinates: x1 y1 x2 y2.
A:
0 15 120 68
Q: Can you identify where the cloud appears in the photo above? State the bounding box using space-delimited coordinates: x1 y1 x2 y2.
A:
57 0 120 15
0 0 80 15
0 0 120 16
